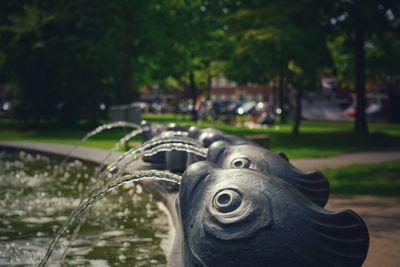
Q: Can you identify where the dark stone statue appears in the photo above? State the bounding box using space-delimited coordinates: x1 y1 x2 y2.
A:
177 162 369 267
207 141 330 207
190 127 254 148
141 122 205 172
140 120 166 142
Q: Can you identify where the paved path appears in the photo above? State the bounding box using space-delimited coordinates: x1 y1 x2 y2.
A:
327 196 400 267
0 140 169 174
0 140 121 165
291 149 400 171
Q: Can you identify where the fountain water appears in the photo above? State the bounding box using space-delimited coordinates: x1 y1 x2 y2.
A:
0 152 169 265
60 121 146 170
54 134 205 264
93 128 145 176
55 128 150 263
81 121 144 143
98 136 203 179
38 170 180 266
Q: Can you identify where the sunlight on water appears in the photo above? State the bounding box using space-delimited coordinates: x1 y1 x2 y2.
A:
39 171 180 266
0 151 172 266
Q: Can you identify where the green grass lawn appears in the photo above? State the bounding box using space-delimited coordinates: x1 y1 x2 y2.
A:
145 114 400 158
324 160 400 197
1 114 400 158
0 127 139 150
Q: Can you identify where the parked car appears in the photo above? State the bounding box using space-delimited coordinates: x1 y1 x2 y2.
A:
344 106 356 117
236 101 257 115
212 100 238 115
344 102 384 118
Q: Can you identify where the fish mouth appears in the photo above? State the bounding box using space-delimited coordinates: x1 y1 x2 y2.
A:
179 161 216 214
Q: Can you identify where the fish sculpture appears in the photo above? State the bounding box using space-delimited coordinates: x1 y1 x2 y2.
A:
140 120 167 142
142 123 190 165
177 162 369 267
207 141 330 207
189 127 253 147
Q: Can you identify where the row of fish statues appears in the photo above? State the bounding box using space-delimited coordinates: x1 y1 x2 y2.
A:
139 122 370 267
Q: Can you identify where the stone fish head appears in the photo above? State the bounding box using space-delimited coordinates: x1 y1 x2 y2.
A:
207 141 330 207
177 162 369 267
140 121 166 142
193 128 254 148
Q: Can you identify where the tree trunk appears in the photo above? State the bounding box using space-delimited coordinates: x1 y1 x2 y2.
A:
121 11 135 104
189 71 199 122
272 79 277 110
353 0 368 134
278 67 287 123
292 86 302 135
206 68 212 101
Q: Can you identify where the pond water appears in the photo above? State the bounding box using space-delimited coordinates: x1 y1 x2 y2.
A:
0 151 171 266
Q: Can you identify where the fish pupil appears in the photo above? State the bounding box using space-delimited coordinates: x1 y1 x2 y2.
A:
231 157 250 168
233 160 243 167
217 193 231 206
212 189 242 213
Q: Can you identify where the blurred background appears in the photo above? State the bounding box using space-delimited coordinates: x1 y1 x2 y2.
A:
0 0 399 132
0 0 400 156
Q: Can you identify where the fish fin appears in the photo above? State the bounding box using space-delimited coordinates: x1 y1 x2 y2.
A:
277 152 289 162
311 209 369 267
291 170 330 207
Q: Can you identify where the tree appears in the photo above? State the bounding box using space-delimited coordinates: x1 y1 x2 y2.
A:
152 0 226 122
222 0 329 133
0 0 174 123
323 0 400 133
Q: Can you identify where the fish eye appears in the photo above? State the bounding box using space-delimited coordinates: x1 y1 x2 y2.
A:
230 157 250 169
212 189 242 213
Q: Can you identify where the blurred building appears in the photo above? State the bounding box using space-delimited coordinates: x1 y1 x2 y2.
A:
210 75 273 102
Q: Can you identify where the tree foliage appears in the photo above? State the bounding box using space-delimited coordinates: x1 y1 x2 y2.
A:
0 0 174 123
222 0 330 132
0 0 399 129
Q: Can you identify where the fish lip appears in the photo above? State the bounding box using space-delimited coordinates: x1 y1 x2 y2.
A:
187 173 208 205
180 161 216 211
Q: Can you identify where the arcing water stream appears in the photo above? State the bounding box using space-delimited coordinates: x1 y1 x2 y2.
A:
1 123 205 266
38 170 180 266
93 128 145 176
81 121 143 143
56 137 205 265
101 136 204 177
60 121 146 169
0 152 175 266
